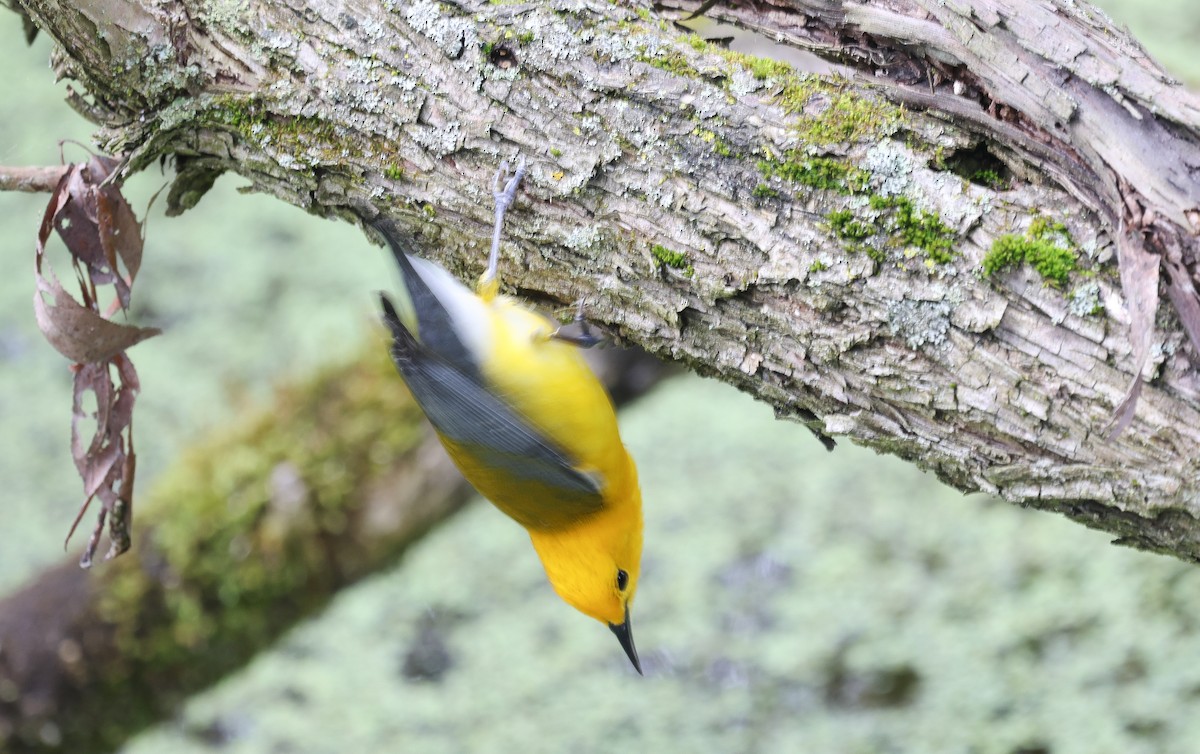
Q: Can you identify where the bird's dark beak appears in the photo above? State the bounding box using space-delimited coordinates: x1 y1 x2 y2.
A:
608 605 643 675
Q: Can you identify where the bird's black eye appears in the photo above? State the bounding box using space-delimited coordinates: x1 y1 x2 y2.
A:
616 569 629 591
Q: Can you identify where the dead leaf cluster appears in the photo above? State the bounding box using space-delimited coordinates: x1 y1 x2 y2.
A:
34 153 159 567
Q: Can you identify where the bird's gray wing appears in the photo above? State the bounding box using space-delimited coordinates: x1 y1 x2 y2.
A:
381 294 604 528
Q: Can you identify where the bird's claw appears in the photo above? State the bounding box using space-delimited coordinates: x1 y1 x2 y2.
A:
485 156 527 287
550 299 604 349
493 157 527 213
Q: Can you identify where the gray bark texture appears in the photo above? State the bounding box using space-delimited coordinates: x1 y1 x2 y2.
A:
12 0 1200 559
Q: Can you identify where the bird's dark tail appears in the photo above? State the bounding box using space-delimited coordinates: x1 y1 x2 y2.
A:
379 292 419 369
364 213 483 382
364 214 451 341
364 216 424 284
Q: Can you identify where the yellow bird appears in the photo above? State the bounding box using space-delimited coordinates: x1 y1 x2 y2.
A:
370 161 645 673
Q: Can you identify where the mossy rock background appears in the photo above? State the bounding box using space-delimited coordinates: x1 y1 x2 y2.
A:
1 3 1199 752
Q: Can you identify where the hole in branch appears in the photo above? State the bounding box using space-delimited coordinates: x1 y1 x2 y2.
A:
937 143 1011 191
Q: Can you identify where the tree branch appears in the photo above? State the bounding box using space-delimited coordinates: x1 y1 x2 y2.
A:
0 165 68 193
10 0 1200 559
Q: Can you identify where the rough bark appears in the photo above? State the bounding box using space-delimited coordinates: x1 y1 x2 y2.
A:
9 2 1200 556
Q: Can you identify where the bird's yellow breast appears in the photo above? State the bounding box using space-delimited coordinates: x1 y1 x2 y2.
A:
470 294 635 520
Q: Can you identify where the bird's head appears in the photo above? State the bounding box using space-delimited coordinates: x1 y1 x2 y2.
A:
527 506 644 673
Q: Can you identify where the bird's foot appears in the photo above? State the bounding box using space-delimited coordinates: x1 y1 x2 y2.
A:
483 157 527 288
549 299 604 349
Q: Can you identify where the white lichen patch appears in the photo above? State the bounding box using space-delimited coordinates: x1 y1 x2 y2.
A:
727 68 763 97
593 28 642 64
634 35 667 60
199 0 251 34
119 43 202 97
1144 339 1177 380
483 63 521 83
864 141 914 197
1068 281 1103 317
155 96 204 132
337 58 390 113
689 86 735 121
359 18 388 46
865 141 982 234
564 225 603 252
520 17 589 68
888 298 953 349
404 1 479 60
411 120 462 156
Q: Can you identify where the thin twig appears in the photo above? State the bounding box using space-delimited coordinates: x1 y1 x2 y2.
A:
0 165 70 193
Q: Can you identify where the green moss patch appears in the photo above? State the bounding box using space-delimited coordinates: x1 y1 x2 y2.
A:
758 154 956 266
718 49 794 81
100 345 425 657
720 49 902 145
651 243 694 277
826 196 957 266
792 88 900 144
758 154 869 195
970 169 1008 191
869 196 956 264
828 210 873 241
64 343 434 751
983 217 1078 288
694 127 733 157
638 47 700 78
209 95 337 145
655 42 901 146
202 94 378 167
685 33 709 52
772 76 903 145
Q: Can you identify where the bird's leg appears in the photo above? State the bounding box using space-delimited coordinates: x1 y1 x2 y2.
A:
549 299 605 349
481 157 527 295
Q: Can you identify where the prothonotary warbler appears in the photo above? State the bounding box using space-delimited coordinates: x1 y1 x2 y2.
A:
370 160 645 673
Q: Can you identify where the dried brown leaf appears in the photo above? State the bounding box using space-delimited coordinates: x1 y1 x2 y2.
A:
106 447 136 561
35 166 72 256
97 186 145 292
65 356 141 567
34 158 160 364
85 153 121 178
49 157 141 309
55 167 108 281
34 153 152 565
71 363 117 492
33 265 160 363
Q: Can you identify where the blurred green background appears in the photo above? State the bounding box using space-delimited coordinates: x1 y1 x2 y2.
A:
2 2 1198 752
